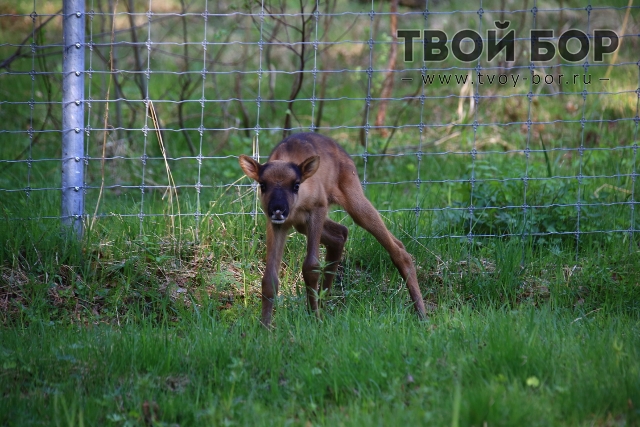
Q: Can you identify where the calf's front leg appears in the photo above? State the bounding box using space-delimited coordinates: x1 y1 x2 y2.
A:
301 209 326 316
261 223 288 327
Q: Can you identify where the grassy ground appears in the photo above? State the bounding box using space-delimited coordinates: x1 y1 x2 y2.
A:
1 305 639 426
1 193 640 426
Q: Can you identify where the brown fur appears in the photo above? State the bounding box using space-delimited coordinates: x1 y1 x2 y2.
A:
239 133 427 326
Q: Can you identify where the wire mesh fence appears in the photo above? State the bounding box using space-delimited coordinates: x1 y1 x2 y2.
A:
0 0 638 251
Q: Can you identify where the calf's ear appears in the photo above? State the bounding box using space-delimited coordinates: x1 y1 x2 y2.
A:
238 155 262 182
298 156 320 182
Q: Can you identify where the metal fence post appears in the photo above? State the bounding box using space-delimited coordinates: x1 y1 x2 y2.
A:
61 0 86 238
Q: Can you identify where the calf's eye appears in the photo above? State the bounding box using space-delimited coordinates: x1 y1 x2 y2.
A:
293 183 300 192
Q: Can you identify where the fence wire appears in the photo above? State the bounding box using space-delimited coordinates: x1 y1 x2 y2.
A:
0 0 638 252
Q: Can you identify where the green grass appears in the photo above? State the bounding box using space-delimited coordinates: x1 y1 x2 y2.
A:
1 305 639 426
1 191 640 425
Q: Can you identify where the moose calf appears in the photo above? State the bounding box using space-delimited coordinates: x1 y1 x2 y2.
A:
239 133 426 327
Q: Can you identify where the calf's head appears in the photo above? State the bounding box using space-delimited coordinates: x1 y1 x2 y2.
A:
239 155 320 224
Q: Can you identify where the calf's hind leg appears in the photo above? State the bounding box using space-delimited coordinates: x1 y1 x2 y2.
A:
342 188 427 319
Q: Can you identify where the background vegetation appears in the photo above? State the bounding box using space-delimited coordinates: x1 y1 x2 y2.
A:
0 0 639 425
